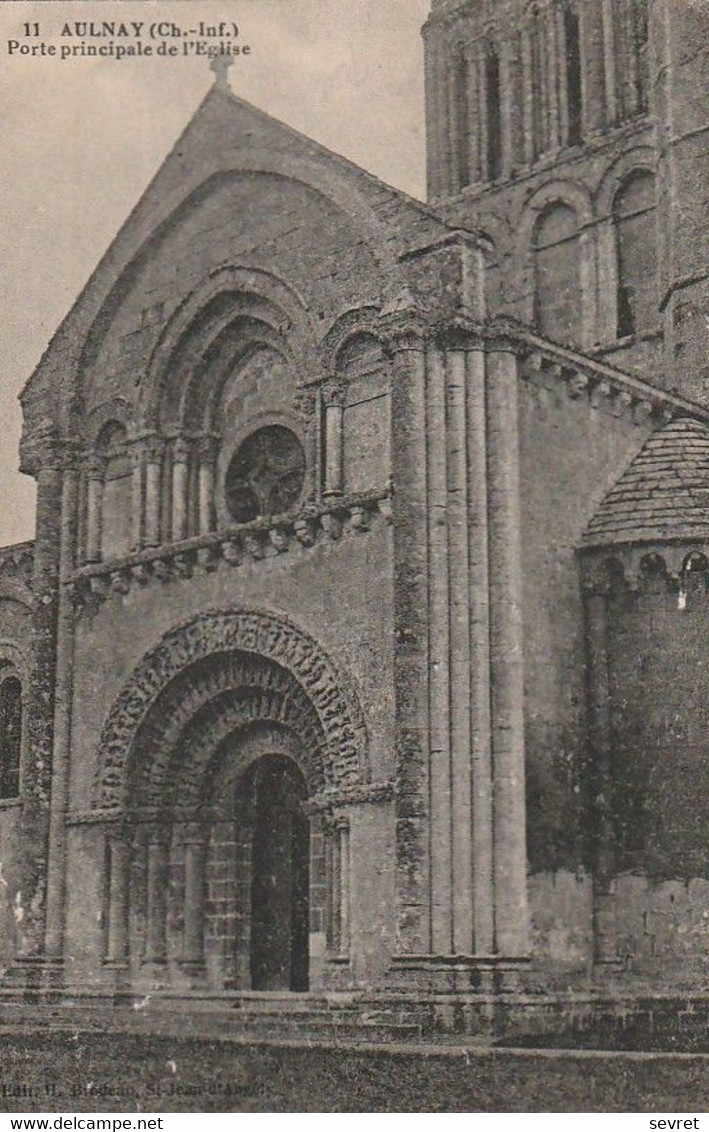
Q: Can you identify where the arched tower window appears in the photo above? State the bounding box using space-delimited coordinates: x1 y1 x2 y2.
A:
614 170 657 338
0 676 22 800
485 44 503 181
529 5 547 160
632 0 650 114
533 203 582 343
563 5 583 145
453 49 472 189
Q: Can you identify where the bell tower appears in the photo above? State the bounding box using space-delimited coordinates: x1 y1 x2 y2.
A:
422 0 651 204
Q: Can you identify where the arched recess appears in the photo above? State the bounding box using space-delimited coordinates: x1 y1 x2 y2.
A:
595 150 657 342
75 162 397 419
140 266 321 433
517 180 596 345
93 607 370 813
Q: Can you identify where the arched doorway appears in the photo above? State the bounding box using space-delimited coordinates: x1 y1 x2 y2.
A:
247 754 309 991
95 609 370 993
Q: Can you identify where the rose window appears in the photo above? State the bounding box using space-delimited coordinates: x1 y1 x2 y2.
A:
225 425 305 524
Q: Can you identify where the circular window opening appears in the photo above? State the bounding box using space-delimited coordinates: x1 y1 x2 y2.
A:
225 425 306 524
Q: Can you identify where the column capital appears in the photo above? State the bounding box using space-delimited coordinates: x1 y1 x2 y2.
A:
171 436 192 464
195 433 220 464
378 292 429 353
484 316 529 355
321 379 345 408
85 454 107 480
20 425 80 477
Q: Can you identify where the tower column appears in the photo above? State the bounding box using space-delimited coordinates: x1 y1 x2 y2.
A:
182 828 207 967
12 433 65 971
382 310 431 956
105 834 131 966
486 341 529 958
145 829 170 964
43 457 81 963
143 437 163 549
584 581 619 966
322 383 344 497
85 457 105 564
171 437 190 542
197 435 218 535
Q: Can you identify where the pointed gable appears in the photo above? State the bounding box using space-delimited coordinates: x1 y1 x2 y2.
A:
583 417 709 547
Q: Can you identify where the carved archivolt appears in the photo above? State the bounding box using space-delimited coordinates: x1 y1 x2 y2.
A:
93 607 370 810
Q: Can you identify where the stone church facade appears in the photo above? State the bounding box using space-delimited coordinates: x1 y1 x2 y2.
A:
1 0 709 1035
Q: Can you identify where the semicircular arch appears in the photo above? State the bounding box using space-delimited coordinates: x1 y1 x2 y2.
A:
94 607 370 812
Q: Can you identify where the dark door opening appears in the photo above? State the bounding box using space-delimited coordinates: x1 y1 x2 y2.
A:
249 754 309 991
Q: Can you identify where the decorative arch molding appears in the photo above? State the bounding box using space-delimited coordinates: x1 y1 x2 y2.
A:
139 266 322 430
580 542 709 596
517 179 595 252
93 607 370 811
595 147 656 220
517 179 596 346
76 161 396 399
0 638 30 679
83 397 133 448
0 581 34 612
321 306 382 374
125 654 326 814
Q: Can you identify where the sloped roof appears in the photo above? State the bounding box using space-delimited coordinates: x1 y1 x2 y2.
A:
20 80 454 426
583 417 709 547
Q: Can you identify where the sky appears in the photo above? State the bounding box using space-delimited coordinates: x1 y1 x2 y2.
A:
0 0 430 546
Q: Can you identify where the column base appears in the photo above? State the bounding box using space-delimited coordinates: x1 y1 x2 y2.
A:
388 953 531 994
3 954 65 993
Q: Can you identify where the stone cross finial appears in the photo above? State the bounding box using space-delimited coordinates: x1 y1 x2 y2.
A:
210 53 234 91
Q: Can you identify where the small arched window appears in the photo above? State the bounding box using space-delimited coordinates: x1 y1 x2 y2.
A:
614 170 657 338
563 6 583 146
225 426 305 524
529 5 547 160
485 44 503 181
533 203 582 343
0 676 22 800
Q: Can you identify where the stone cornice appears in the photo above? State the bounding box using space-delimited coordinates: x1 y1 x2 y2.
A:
518 329 709 427
67 486 392 613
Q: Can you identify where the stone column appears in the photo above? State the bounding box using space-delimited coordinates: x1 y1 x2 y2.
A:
143 437 163 549
546 8 562 152
13 432 64 969
501 32 523 177
382 311 431 955
601 0 618 124
197 435 218 535
476 42 489 181
486 340 529 958
105 834 131 966
580 0 607 134
43 458 80 963
446 345 474 954
595 217 618 343
426 346 452 954
521 28 535 166
322 383 345 497
171 438 190 543
466 345 494 956
130 441 144 552
85 457 105 564
584 581 619 965
463 42 481 186
144 830 169 964
338 822 351 956
182 829 207 966
555 6 569 146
